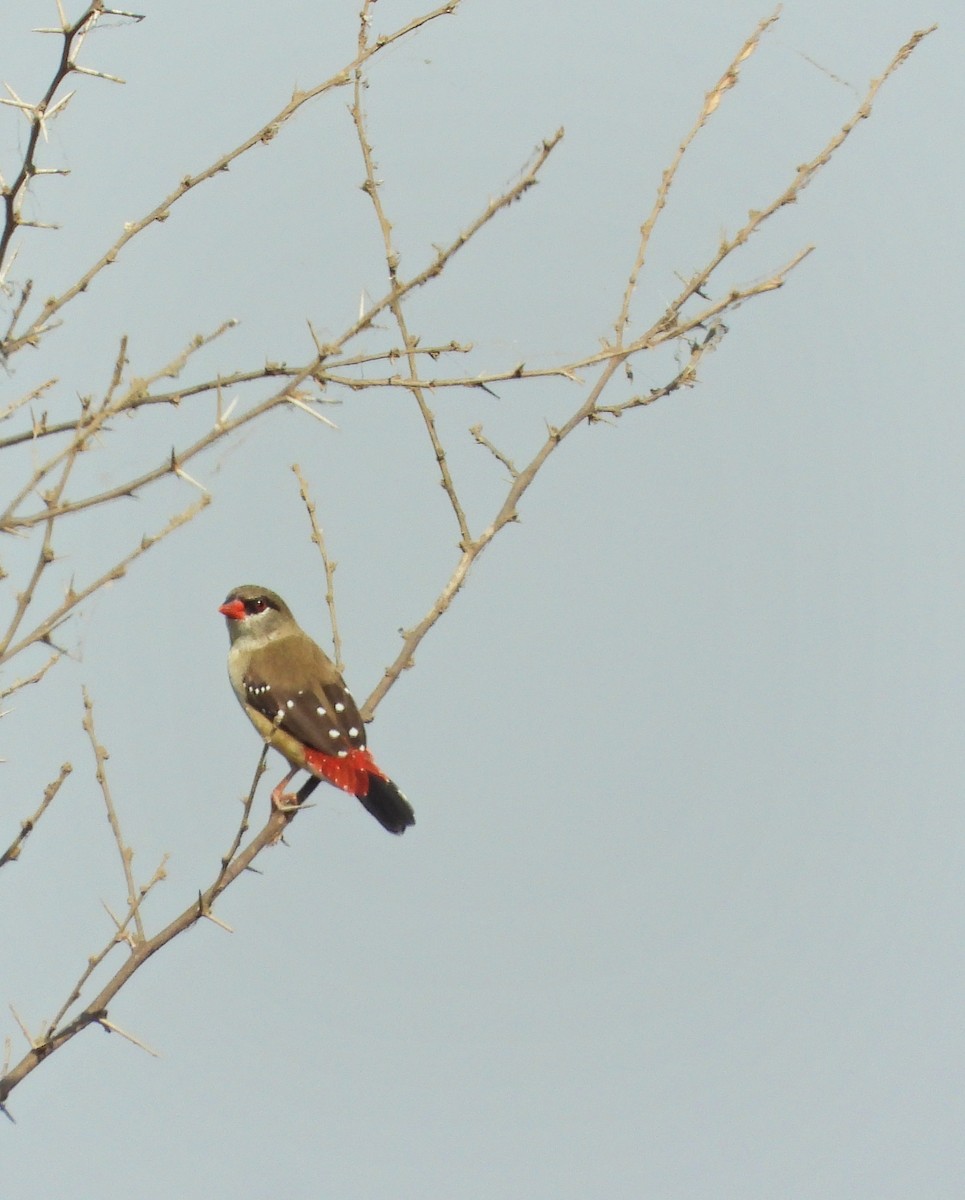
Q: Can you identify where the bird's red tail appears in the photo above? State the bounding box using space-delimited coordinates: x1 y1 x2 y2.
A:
303 747 415 834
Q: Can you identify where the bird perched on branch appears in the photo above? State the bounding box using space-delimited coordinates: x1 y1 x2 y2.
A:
219 584 415 835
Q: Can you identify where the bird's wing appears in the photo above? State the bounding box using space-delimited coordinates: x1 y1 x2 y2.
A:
241 635 367 757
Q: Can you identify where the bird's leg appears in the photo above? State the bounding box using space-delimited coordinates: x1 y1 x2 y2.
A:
270 766 302 812
296 776 321 805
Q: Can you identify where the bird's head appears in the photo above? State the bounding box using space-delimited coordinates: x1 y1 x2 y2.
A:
219 585 294 645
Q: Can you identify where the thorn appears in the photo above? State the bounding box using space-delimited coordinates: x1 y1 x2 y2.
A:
285 391 338 430
96 1017 160 1058
201 911 234 933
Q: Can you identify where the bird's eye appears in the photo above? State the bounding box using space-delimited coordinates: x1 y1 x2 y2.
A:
248 597 269 614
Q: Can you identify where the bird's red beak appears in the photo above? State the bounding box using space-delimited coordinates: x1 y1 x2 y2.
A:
218 599 246 620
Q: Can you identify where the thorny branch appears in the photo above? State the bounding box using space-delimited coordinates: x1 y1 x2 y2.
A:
0 0 934 1113
293 464 344 673
352 3 472 547
1 3 458 358
82 689 145 943
0 762 71 870
359 20 937 717
0 4 144 274
0 745 300 1107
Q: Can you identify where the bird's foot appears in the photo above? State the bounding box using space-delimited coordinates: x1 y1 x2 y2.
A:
270 784 301 812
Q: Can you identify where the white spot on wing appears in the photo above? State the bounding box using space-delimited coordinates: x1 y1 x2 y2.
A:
348 726 359 739
335 702 345 713
329 729 340 739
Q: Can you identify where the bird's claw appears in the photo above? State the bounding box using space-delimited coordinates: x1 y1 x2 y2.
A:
270 788 300 812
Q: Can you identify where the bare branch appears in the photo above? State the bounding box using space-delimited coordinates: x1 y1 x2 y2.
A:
0 494 210 664
469 424 519 479
1 799 299 1105
0 651 61 702
82 688 144 943
215 728 271 888
0 763 72 870
293 464 343 672
615 8 781 343
1 322 234 528
361 24 934 717
44 854 169 1038
0 7 933 1115
0 4 142 277
351 6 472 546
2 3 462 358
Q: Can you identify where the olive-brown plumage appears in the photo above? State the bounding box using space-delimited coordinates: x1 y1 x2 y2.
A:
219 585 415 834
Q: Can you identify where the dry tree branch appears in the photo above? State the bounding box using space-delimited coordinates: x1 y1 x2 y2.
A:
0 343 468 451
352 3 472 547
0 377 59 427
4 745 276 1105
293 464 343 672
469 425 519 479
0 4 143 274
615 8 781 345
0 455 81 661
0 650 61 702
1 2 461 359
0 8 934 1114
333 127 565 359
1 126 563 542
10 0 898 541
214 746 271 889
1 322 234 529
82 688 145 943
360 19 935 718
0 762 71 870
625 23 938 352
0 797 296 1106
42 853 169 1039
0 494 209 664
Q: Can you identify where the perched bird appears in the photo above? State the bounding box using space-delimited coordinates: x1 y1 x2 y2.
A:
218 584 415 835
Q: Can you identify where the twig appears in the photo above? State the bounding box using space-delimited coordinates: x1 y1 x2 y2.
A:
469 425 519 479
1 322 235 527
292 464 343 671
351 7 471 546
0 494 210 664
215 746 269 889
0 652 61 701
1 800 297 1104
361 27 934 716
82 688 144 943
0 763 72 870
2 3 462 358
0 377 59 425
0 5 141 276
43 855 168 1038
628 24 937 353
615 8 781 344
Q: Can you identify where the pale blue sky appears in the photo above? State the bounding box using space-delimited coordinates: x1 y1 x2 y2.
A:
2 2 962 1196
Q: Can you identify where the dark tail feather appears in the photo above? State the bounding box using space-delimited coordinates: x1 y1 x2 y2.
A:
358 774 416 835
